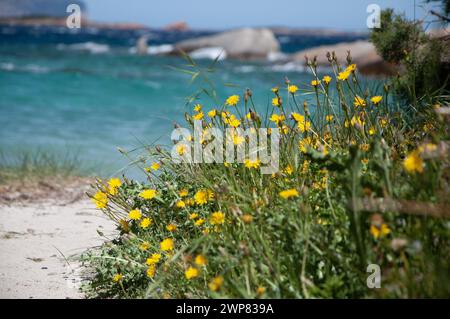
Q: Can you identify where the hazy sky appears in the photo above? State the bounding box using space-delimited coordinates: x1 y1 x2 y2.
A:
84 0 437 30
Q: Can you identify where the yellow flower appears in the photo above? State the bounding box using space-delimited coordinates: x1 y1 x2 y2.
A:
140 189 157 200
288 84 298 94
189 213 199 220
379 117 388 128
418 143 437 154
119 219 130 232
112 274 123 283
146 265 156 278
350 115 365 127
311 79 320 87
179 189 189 197
92 191 108 209
256 286 266 295
283 165 293 175
146 253 162 265
208 109 217 117
354 96 366 107
370 96 382 105
166 223 177 232
326 114 334 122
193 111 204 120
323 75 332 85
291 112 303 122
370 223 391 240
241 214 253 224
272 97 280 107
346 63 357 72
244 158 261 169
195 189 214 205
233 134 245 145
185 267 199 280
225 95 240 106
186 198 195 206
360 143 370 152
129 209 142 220
403 150 424 173
337 70 350 81
210 211 225 225
368 127 376 135
176 144 188 156
195 254 207 266
297 118 311 133
271 87 279 94
139 242 150 251
150 162 160 171
107 178 122 195
194 218 205 226
194 104 202 112
228 117 241 128
270 113 285 125
279 188 299 199
175 200 186 208
208 276 224 292
140 217 152 229
160 238 174 251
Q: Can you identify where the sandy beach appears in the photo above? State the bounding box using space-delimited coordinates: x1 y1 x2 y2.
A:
0 196 115 298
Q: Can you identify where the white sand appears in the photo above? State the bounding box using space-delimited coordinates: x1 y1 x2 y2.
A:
0 199 115 299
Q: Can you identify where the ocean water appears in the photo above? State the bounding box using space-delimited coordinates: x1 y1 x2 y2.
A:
0 25 368 177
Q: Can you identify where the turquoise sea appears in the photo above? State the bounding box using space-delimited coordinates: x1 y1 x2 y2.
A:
0 26 369 177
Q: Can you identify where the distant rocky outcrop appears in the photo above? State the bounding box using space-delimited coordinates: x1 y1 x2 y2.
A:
0 0 86 19
174 28 280 60
291 40 396 76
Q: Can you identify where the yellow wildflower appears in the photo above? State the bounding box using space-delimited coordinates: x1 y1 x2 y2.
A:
272 97 280 107
283 165 293 175
225 95 240 106
146 265 156 278
288 84 298 94
256 286 266 295
379 118 388 128
208 109 217 117
370 223 391 240
175 200 186 208
368 127 376 135
241 214 253 224
326 114 334 122
193 111 204 120
194 189 213 205
194 218 205 226
311 79 320 87
210 211 225 225
354 96 366 107
185 267 199 280
179 189 189 197
244 158 261 169
208 276 224 292
337 70 350 81
140 189 157 200
195 254 207 266
166 223 177 232
279 188 299 199
350 115 365 127
139 242 150 251
150 162 160 171
140 217 152 229
128 209 142 220
270 113 285 125
323 75 332 85
189 213 199 220
146 253 162 265
403 151 424 173
194 104 202 112
176 144 188 156
228 117 241 128
92 191 108 209
233 134 245 145
371 96 382 105
112 274 123 283
107 178 122 195
160 238 174 251
271 87 279 94
346 64 357 72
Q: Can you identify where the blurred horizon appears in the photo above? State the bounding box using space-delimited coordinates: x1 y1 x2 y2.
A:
83 0 439 31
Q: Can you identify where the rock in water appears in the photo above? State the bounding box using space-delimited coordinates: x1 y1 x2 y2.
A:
175 28 280 60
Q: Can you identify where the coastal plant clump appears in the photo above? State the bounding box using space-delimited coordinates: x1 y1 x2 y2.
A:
82 55 450 299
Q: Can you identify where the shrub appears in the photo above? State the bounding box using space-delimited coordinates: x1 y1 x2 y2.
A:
82 57 450 299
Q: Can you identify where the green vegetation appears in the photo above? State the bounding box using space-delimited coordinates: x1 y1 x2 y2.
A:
370 8 449 103
82 53 450 298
